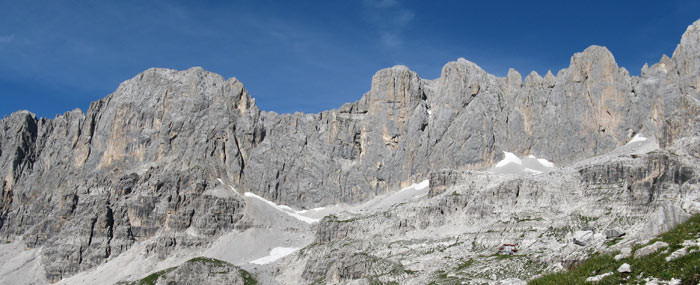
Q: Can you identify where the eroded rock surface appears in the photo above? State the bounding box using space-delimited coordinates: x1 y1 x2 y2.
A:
0 18 699 284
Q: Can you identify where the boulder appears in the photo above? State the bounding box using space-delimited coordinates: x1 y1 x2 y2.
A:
618 263 631 273
604 229 625 239
614 247 632 261
586 272 613 282
666 247 689 261
634 241 669 258
573 231 594 246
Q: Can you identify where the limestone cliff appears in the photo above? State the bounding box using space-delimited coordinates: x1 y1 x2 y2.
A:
1 18 699 283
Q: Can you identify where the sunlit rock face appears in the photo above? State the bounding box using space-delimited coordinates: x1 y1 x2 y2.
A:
0 18 699 284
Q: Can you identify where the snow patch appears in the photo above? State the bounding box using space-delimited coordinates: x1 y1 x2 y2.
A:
523 168 543 175
492 152 555 175
358 179 430 211
244 192 320 224
207 178 239 198
628 133 648 144
412 193 428 200
216 178 239 194
495 151 522 167
536 158 555 168
249 247 299 265
297 207 326 214
402 179 429 191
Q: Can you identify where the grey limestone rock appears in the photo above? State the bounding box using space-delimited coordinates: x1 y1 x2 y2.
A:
286 136 700 283
615 247 633 261
139 257 252 285
634 241 669 258
618 263 632 273
604 229 625 239
573 231 594 246
496 278 527 285
0 18 699 283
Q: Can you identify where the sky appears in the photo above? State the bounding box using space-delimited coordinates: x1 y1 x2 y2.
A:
1 0 699 118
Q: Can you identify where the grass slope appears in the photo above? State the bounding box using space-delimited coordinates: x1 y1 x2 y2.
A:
530 215 700 285
130 257 257 285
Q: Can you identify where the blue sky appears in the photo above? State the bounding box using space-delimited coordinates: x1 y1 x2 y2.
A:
1 0 699 118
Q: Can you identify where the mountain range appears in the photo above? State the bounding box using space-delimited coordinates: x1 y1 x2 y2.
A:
1 18 699 285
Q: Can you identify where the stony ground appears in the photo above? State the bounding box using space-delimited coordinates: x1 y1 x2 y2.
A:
0 17 699 285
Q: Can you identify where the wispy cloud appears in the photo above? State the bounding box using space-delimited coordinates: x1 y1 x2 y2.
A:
362 0 414 49
0 34 15 44
365 0 399 9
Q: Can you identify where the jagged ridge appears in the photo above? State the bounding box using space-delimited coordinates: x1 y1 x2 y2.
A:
0 18 699 283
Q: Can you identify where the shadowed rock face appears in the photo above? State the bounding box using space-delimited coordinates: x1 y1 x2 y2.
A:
0 19 699 283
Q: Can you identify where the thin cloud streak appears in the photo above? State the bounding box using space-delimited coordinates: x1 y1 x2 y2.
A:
365 0 399 8
363 0 414 49
0 34 15 43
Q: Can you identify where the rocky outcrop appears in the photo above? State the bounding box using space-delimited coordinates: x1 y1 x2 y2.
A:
573 231 594 246
285 138 700 284
0 18 699 283
634 241 669 258
0 69 250 282
123 257 255 285
300 249 411 284
618 263 632 273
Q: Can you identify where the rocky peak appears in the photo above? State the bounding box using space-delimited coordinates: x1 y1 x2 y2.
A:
506 68 523 90
109 67 255 114
441 58 487 79
673 18 700 60
672 19 700 94
524 71 543 87
566 45 619 82
364 65 422 113
438 58 489 101
3 18 700 284
544 70 556 87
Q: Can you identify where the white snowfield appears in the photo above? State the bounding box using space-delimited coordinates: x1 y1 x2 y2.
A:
244 192 320 224
491 151 555 175
250 247 300 265
205 178 240 198
297 207 326 214
537 158 555 168
523 168 544 175
627 133 648 144
495 151 522 167
359 179 430 212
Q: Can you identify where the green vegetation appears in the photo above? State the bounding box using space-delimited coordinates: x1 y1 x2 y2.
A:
136 267 176 285
455 258 475 271
427 270 466 285
129 257 258 285
514 216 544 223
326 213 370 223
530 215 700 285
494 253 526 260
188 256 231 266
546 225 573 241
238 268 258 285
369 280 399 285
572 214 599 226
604 237 623 247
309 277 326 285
